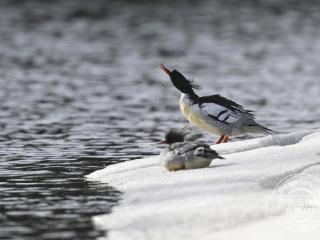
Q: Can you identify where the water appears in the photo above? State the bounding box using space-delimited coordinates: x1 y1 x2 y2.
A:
0 0 320 239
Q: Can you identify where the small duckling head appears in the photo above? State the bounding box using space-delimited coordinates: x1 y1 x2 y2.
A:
161 128 187 144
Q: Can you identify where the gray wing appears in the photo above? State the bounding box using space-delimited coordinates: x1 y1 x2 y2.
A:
200 102 258 125
170 142 199 156
171 143 223 160
200 103 241 124
193 145 223 159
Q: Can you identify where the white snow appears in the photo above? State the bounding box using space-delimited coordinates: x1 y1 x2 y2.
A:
86 129 320 240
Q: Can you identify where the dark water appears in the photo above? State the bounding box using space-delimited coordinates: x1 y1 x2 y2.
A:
1 0 320 239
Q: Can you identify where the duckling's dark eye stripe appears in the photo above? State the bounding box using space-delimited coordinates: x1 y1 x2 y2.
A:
217 109 228 118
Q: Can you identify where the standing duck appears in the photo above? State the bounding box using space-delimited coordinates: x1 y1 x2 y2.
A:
160 64 272 144
160 128 223 171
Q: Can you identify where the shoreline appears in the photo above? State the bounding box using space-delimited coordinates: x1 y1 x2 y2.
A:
87 129 320 240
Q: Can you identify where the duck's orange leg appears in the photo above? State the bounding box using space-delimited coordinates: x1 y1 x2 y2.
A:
222 135 229 143
215 135 225 144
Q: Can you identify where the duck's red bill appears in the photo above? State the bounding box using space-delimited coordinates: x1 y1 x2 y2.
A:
160 64 171 75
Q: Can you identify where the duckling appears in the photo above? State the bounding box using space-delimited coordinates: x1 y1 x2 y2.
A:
160 128 223 171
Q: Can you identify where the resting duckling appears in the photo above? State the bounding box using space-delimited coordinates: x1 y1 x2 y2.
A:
160 129 223 171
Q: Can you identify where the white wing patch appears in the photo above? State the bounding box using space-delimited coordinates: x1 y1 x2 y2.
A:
200 103 240 124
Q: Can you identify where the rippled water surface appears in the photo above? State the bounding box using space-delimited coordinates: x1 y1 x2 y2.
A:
1 0 320 239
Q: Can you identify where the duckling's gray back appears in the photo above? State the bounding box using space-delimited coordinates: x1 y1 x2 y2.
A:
160 142 222 171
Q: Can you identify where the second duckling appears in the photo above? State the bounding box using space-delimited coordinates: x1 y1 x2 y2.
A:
160 129 223 171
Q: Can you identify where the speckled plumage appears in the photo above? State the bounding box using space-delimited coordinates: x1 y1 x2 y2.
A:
180 93 271 136
200 109 231 135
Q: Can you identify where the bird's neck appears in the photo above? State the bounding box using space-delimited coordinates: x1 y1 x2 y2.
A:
180 92 198 105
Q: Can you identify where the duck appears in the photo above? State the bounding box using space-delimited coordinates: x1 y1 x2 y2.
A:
160 64 272 144
160 128 223 171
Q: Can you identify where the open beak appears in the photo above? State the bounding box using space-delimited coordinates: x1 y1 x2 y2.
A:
160 140 167 144
160 64 171 75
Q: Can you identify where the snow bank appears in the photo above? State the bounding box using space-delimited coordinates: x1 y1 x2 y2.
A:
86 129 320 240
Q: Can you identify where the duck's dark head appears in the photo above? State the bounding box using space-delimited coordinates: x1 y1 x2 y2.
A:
161 128 187 144
160 64 200 97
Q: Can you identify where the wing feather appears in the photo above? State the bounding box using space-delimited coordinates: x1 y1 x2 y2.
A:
200 102 240 124
199 94 255 115
198 94 256 124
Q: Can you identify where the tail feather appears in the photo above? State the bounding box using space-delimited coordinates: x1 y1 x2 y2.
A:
249 123 274 134
258 124 274 134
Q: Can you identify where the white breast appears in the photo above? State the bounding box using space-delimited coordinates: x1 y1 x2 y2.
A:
179 94 222 135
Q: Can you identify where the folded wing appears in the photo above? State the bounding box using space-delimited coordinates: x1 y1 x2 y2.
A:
199 94 255 124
